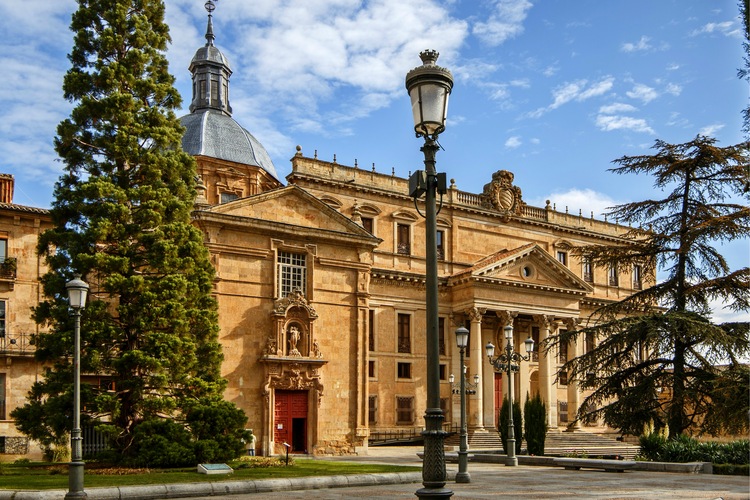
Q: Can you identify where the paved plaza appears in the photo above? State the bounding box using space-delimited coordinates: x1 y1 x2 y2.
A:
246 446 748 500
5 446 748 499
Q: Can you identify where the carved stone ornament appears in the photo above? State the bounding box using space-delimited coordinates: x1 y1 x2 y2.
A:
481 170 523 214
273 289 318 318
263 362 325 407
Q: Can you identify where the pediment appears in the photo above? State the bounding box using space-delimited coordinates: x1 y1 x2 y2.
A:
206 185 376 239
451 243 593 295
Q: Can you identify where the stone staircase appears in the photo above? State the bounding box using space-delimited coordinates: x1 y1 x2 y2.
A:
445 428 640 459
543 429 640 459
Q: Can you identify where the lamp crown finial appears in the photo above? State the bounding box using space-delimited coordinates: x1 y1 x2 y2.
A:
419 50 439 66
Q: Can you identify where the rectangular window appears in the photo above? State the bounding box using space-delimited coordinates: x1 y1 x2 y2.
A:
199 79 207 100
439 364 447 380
0 239 6 262
368 309 375 351
368 395 378 425
558 401 568 423
633 264 642 290
557 251 568 266
0 374 5 420
558 332 568 363
0 301 6 338
362 217 374 234
438 317 446 356
210 76 219 103
397 313 411 353
436 230 445 260
582 257 593 283
397 224 410 255
396 396 414 424
368 360 376 378
585 331 595 354
277 251 307 298
609 265 619 286
397 362 412 379
220 192 239 204
559 370 568 386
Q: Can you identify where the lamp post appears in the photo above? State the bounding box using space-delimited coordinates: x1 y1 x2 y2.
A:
65 275 89 499
406 50 453 499
450 326 478 483
485 324 534 466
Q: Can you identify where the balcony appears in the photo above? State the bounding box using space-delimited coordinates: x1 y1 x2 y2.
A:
0 332 35 355
0 258 16 285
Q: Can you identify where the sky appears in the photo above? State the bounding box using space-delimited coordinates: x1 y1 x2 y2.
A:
0 0 747 320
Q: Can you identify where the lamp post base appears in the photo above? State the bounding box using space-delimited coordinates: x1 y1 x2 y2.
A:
65 460 87 498
416 486 455 499
505 456 519 467
455 471 471 483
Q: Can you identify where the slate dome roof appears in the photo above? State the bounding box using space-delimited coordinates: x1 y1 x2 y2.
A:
180 110 279 181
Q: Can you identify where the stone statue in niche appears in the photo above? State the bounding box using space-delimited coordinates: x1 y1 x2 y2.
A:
288 325 302 357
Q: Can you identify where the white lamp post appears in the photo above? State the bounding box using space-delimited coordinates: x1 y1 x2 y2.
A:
406 50 453 499
65 275 88 499
485 324 534 466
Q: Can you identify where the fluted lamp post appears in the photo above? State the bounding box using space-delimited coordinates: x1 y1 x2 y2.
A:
452 327 475 483
405 50 453 499
485 324 534 467
65 275 89 499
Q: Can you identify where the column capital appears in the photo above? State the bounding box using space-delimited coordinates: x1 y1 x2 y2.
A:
495 310 518 327
564 317 581 331
464 307 486 323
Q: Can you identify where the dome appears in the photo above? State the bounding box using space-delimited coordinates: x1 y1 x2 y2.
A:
190 44 232 73
180 110 279 181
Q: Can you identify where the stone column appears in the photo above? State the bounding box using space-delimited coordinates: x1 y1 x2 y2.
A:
465 307 485 429
534 315 560 429
565 318 582 431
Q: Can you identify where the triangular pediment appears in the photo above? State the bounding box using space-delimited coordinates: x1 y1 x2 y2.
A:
203 185 378 241
451 243 593 295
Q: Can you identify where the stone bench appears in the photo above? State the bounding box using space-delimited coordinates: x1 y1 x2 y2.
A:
553 457 637 472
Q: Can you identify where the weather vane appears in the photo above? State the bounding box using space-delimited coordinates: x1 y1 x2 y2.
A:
205 0 217 15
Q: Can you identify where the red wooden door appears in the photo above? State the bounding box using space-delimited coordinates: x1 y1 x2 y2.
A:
494 373 503 430
274 390 308 453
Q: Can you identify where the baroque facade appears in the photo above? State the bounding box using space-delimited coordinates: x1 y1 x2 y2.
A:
0 11 649 459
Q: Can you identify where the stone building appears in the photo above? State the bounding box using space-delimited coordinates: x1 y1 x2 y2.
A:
0 174 52 457
178 13 647 456
0 11 648 459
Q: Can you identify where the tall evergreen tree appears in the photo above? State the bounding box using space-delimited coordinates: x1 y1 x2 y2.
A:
551 136 749 438
12 0 243 460
739 0 749 138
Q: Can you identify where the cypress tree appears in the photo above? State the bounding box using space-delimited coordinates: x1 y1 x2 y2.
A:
523 393 548 456
12 0 244 461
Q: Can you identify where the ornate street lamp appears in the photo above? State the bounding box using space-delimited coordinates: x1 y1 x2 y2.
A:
406 50 453 499
485 324 534 466
65 275 89 499
449 327 478 483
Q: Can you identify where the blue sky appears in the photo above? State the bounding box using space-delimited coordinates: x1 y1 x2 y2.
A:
0 0 747 320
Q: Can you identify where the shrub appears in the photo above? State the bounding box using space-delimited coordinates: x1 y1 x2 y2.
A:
713 464 750 476
186 400 247 463
523 393 547 456
638 431 749 466
498 397 522 455
127 419 195 468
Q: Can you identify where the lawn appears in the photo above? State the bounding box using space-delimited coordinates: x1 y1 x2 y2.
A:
0 458 421 491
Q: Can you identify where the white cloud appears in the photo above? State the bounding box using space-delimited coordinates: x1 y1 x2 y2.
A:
664 83 682 96
527 189 622 218
691 21 740 38
699 123 726 136
473 0 534 46
626 83 659 103
505 136 522 149
529 76 614 117
621 35 651 52
599 103 638 114
595 114 655 134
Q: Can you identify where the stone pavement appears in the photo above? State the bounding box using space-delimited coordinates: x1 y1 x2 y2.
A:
2 446 748 499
